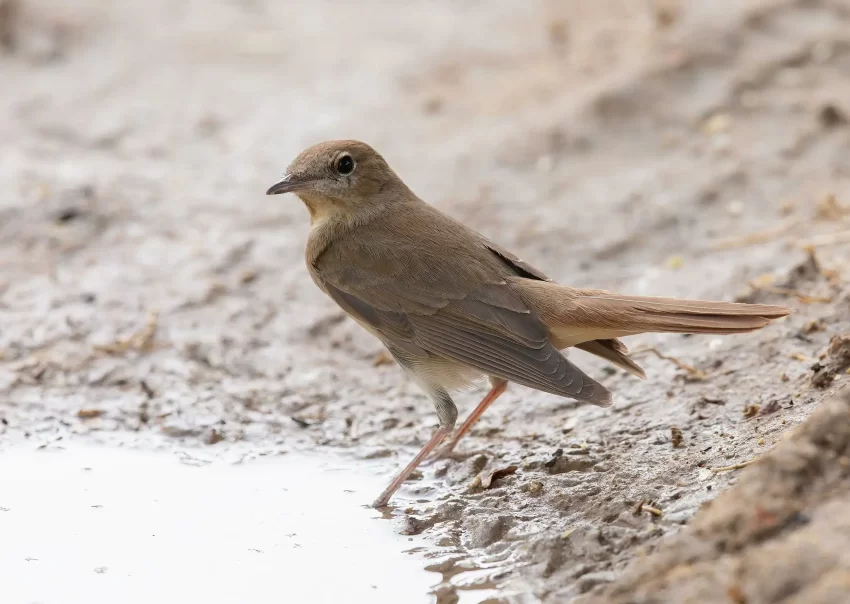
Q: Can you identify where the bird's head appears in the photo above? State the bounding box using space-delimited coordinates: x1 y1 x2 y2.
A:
266 140 407 224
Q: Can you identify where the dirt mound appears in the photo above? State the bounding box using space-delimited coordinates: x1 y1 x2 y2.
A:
580 386 850 604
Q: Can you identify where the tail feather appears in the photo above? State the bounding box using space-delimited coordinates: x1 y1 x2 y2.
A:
575 290 790 318
572 294 789 334
512 279 792 347
576 339 647 379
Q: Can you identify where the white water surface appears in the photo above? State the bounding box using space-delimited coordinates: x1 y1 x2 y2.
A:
0 445 437 604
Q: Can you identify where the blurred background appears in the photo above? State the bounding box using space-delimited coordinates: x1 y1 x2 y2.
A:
2 1 850 602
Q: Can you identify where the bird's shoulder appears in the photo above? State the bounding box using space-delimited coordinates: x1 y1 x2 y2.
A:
311 204 496 287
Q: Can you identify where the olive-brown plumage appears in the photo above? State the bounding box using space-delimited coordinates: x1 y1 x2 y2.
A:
267 140 791 507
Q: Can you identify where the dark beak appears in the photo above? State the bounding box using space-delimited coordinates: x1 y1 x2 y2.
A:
266 174 311 196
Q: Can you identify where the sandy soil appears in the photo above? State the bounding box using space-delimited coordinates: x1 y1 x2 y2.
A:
2 0 850 602
579 388 850 604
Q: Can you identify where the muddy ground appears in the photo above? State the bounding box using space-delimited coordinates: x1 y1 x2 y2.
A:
2 0 850 602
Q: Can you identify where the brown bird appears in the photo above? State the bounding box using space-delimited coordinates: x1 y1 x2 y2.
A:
266 140 791 508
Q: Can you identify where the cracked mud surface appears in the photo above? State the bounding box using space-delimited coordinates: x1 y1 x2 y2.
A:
2 0 850 602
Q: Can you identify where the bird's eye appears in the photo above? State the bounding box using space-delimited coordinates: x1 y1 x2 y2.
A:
336 154 355 175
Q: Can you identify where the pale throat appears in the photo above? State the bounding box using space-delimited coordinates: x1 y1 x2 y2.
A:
298 193 337 230
298 191 385 233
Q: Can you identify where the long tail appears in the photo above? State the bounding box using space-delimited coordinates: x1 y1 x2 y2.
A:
559 290 790 334
513 279 792 376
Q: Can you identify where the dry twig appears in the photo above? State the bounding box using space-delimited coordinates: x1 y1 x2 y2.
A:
712 459 756 473
815 194 849 221
710 219 799 250
795 230 850 249
631 346 707 380
633 499 663 517
746 281 832 304
94 311 159 355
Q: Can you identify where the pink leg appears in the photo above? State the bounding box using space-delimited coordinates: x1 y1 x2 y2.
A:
372 425 452 508
440 378 508 456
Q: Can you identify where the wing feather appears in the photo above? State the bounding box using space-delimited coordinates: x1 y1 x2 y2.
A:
311 211 611 405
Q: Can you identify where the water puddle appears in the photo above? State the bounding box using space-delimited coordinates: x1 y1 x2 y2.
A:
0 444 460 604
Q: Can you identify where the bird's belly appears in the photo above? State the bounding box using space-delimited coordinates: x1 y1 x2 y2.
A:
318 295 486 393
407 356 487 393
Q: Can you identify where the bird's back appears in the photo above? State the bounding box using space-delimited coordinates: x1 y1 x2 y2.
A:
307 199 519 309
